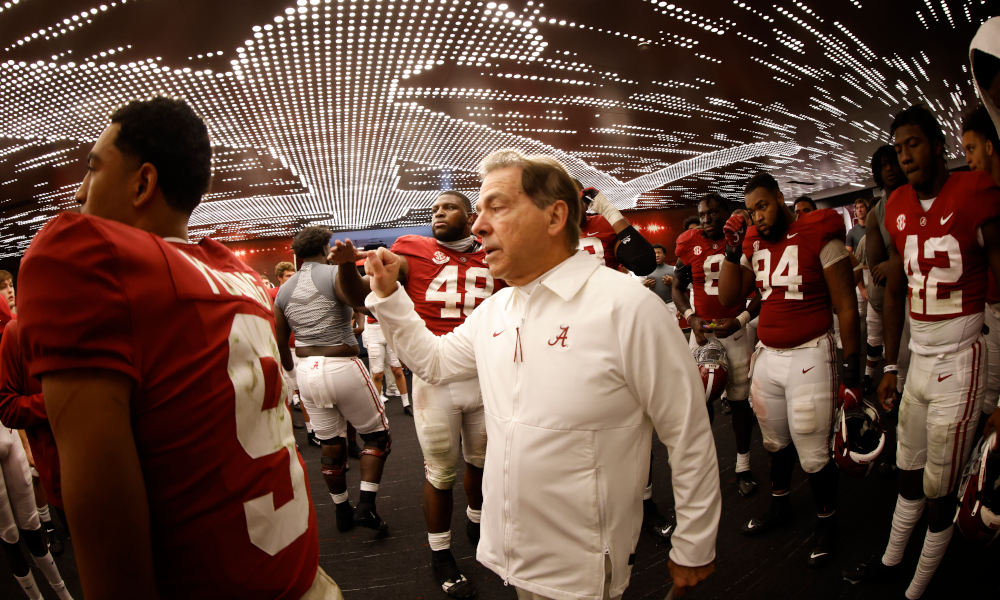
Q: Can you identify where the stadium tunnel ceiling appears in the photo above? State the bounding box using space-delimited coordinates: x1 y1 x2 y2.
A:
0 0 993 255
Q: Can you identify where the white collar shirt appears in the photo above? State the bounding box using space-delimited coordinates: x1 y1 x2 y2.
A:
366 250 720 600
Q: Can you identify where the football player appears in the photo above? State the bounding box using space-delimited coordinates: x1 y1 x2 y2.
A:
792 196 816 221
18 98 339 599
274 226 391 535
338 191 503 599
574 182 657 276
364 313 411 415
844 105 1000 600
718 172 861 568
0 270 15 314
673 193 761 496
961 105 1000 432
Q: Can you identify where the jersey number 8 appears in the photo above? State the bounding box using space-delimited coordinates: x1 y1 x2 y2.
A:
426 265 495 318
229 313 310 556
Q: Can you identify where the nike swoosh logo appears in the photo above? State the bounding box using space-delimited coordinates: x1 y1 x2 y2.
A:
802 366 814 373
493 330 504 337
940 213 953 225
809 551 828 559
787 233 798 239
938 374 952 382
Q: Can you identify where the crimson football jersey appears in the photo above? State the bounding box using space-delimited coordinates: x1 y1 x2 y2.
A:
0 320 60 508
742 208 846 349
392 235 504 336
578 214 621 270
675 229 743 320
19 213 318 600
885 170 1000 322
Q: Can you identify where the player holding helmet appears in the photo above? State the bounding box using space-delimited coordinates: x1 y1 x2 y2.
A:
674 193 761 496
718 172 861 568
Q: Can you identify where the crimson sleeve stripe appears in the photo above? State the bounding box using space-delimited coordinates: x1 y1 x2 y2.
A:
353 358 389 430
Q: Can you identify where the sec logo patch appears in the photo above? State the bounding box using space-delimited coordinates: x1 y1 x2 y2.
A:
896 214 906 231
693 246 703 256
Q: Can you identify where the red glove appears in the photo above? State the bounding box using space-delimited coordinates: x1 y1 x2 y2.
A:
723 213 747 249
839 383 861 411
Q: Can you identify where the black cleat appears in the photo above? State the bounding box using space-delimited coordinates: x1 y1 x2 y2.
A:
355 502 389 534
43 522 64 556
307 430 322 447
807 515 837 568
432 549 477 598
347 442 362 459
742 503 792 536
736 471 757 497
466 519 480 546
404 405 413 417
843 557 903 584
642 499 674 541
336 501 356 532
721 398 733 415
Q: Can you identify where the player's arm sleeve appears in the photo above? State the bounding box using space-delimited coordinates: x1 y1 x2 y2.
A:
619 292 720 567
365 285 478 385
0 325 46 429
614 225 657 276
19 217 139 382
820 238 851 269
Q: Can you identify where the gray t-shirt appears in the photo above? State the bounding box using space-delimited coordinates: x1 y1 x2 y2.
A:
646 263 675 304
275 261 357 347
846 223 866 250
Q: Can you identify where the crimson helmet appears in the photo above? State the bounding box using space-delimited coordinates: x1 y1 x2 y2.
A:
693 339 729 403
831 401 885 477
956 432 1000 546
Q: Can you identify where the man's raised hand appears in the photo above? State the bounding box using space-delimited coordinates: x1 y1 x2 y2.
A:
365 247 402 298
328 239 368 265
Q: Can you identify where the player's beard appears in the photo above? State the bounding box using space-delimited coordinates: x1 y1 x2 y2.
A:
759 206 788 243
433 220 467 242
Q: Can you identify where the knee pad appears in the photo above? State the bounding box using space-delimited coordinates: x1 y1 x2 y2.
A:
320 437 347 477
360 430 391 460
867 344 884 360
769 444 797 491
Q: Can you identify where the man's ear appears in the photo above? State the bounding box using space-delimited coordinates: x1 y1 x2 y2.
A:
547 199 569 238
987 139 995 158
466 210 476 227
775 191 784 206
132 163 159 209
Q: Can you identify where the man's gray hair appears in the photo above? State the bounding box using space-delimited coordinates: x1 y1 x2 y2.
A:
478 149 582 246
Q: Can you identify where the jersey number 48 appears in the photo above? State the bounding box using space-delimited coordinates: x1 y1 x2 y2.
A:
426 265 495 318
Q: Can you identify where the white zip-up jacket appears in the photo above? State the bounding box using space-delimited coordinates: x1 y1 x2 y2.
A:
367 251 720 600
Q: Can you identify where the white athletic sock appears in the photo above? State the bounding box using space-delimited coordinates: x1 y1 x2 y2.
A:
466 506 481 523
882 495 926 566
643 484 653 500
428 530 451 551
331 492 349 505
37 505 51 523
32 551 72 599
15 572 43 600
401 393 410 407
306 421 314 433
905 525 954 600
360 481 379 493
736 452 751 473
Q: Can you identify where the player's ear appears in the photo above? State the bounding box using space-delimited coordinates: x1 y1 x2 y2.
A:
133 162 158 209
775 190 784 206
987 139 995 158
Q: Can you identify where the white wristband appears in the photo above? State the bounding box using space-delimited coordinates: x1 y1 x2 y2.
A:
736 311 752 328
883 364 898 374
683 308 695 320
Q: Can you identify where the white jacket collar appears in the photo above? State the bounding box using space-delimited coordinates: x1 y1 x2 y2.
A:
503 251 600 310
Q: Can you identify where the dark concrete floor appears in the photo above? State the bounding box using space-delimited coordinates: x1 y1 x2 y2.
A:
2 364 998 599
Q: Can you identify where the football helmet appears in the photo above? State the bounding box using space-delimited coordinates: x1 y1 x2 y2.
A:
831 401 885 477
956 432 1000 546
693 339 729 403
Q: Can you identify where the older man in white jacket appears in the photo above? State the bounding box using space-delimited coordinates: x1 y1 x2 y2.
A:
363 149 720 600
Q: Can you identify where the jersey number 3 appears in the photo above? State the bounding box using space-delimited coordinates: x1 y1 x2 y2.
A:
426 265 495 318
229 313 310 556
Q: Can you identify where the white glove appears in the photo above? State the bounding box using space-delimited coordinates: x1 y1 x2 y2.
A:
588 190 624 225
